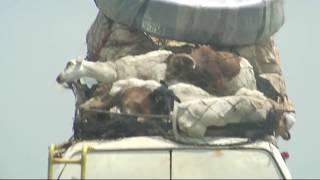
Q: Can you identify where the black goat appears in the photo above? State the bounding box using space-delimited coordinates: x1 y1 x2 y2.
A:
149 80 181 115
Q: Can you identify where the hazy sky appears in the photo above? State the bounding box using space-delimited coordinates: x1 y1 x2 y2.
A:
1 0 319 179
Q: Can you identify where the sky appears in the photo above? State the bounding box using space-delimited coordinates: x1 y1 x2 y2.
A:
0 0 319 179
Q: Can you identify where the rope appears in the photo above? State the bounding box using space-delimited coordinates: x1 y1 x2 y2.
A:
80 107 170 119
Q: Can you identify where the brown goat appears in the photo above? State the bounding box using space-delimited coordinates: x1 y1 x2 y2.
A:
191 46 241 95
104 86 153 115
165 53 196 84
102 81 180 116
79 83 112 110
79 46 242 111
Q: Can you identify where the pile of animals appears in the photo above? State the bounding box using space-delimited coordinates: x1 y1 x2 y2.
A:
56 11 296 145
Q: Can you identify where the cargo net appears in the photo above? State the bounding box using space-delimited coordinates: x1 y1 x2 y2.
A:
71 81 171 141
69 80 286 144
57 35 295 145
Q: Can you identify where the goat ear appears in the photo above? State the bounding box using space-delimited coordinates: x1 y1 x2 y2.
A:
182 54 196 69
174 95 181 103
160 80 168 88
169 53 196 69
169 90 181 103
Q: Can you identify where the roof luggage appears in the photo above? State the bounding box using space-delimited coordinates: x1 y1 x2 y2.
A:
95 0 285 46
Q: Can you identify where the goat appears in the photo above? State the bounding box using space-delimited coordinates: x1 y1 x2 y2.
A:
56 57 117 87
149 80 181 115
236 87 295 141
191 46 249 95
56 50 197 88
169 47 256 96
57 50 171 85
107 86 154 115
168 82 212 102
274 111 296 140
57 47 255 97
80 78 159 111
96 79 181 116
81 78 211 116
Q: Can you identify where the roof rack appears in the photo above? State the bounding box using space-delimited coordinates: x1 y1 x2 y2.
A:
69 80 276 144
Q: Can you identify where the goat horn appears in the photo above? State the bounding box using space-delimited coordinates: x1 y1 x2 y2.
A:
170 53 196 69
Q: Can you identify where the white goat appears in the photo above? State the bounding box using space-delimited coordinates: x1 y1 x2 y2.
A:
81 78 213 113
56 48 256 97
56 50 173 86
109 78 212 103
169 83 212 102
109 78 161 96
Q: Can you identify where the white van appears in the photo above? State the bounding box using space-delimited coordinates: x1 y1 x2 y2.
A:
48 136 291 179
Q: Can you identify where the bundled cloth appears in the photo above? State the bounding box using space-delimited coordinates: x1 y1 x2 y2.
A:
222 57 256 95
234 38 282 75
234 37 295 120
173 88 277 138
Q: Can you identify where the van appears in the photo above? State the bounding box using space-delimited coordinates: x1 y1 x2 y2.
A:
48 136 291 179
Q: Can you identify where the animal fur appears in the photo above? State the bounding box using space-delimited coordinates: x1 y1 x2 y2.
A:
81 78 212 115
98 80 181 116
106 86 155 115
149 80 181 115
57 46 255 99
80 79 160 111
190 46 242 95
56 50 194 86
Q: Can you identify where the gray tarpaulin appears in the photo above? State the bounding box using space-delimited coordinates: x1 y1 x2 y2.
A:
95 0 285 47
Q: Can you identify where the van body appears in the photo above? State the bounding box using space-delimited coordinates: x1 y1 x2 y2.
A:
48 136 291 179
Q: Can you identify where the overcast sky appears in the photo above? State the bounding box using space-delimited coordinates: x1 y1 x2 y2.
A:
0 0 319 179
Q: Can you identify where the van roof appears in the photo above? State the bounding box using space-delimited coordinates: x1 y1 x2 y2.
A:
63 136 276 153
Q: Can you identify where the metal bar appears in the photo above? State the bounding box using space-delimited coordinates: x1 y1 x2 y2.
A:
169 149 172 180
48 144 55 179
53 159 81 164
48 143 85 179
83 147 216 152
81 144 89 179
81 107 169 119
